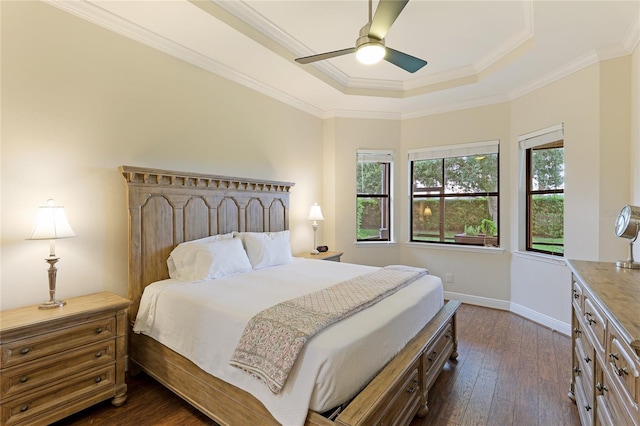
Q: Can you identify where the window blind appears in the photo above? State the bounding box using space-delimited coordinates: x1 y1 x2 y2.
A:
518 123 564 149
408 140 499 161
357 150 393 162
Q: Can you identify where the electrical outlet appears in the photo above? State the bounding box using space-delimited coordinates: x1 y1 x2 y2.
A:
445 273 453 283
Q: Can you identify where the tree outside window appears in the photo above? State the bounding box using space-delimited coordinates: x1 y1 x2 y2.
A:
526 141 564 255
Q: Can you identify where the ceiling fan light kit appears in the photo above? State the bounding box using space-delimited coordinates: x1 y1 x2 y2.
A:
294 0 427 73
614 204 640 269
356 42 386 64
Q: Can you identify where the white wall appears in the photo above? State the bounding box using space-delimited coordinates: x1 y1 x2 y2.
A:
0 1 324 309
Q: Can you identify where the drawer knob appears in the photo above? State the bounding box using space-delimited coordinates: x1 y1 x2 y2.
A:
95 351 103 358
95 377 102 383
583 356 591 364
616 367 629 377
609 353 619 360
573 327 581 335
19 347 30 355
406 378 418 394
588 318 596 326
573 291 579 299
596 382 608 393
20 404 29 412
19 376 28 383
573 366 581 374
95 327 103 334
585 404 591 412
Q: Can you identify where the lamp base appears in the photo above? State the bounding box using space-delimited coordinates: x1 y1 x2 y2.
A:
310 249 320 255
39 299 66 309
616 260 640 269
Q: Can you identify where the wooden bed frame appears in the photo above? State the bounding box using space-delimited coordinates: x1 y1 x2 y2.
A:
121 165 460 426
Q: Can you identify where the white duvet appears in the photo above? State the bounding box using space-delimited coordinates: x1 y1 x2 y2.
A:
133 258 443 426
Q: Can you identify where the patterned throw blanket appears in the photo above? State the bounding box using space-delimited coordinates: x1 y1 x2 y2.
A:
229 265 428 393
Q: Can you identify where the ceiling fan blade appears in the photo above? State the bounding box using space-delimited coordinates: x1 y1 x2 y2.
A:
369 0 409 40
384 47 427 73
295 47 356 64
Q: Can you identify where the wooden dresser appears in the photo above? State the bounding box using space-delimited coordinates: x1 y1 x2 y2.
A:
567 260 640 426
0 292 131 426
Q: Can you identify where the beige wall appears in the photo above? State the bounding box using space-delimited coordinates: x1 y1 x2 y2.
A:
0 1 323 309
1 1 637 334
327 117 403 266
508 58 631 329
399 103 512 306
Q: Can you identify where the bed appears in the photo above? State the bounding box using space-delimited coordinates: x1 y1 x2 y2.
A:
121 165 459 426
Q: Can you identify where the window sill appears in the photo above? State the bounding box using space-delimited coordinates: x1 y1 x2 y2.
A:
513 250 566 266
405 241 504 254
354 241 397 247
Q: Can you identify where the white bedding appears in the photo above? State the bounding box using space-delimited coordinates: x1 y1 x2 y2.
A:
133 258 443 426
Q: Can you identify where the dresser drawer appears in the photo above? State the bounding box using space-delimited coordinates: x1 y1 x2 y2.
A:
1 316 115 368
573 277 584 314
422 322 453 383
575 337 595 402
598 364 637 426
1 364 115 426
575 375 595 426
583 295 607 354
1 339 116 400
607 328 640 418
372 365 421 426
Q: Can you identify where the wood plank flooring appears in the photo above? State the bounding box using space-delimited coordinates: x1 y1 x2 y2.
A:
53 303 580 426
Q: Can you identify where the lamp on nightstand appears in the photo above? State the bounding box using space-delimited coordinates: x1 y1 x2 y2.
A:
27 199 76 309
308 203 324 255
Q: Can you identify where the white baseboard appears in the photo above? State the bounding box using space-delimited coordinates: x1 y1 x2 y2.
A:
444 291 571 337
444 291 511 311
510 302 571 336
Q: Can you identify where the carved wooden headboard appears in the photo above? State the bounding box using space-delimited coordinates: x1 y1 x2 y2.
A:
120 166 294 321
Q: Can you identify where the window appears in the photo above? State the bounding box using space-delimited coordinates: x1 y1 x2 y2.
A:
409 141 499 246
521 125 564 256
356 150 392 242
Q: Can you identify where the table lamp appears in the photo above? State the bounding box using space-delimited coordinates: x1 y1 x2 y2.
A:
308 203 324 255
27 199 76 309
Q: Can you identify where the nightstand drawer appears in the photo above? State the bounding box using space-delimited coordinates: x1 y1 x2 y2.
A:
1 364 115 426
1 316 115 369
1 339 116 399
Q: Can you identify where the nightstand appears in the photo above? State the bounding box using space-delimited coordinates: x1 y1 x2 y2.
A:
0 292 131 426
296 250 343 262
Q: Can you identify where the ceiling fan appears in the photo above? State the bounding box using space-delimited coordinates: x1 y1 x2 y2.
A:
294 0 427 73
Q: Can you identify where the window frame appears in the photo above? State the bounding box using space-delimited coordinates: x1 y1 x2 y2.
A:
408 140 500 247
519 123 565 257
356 150 393 243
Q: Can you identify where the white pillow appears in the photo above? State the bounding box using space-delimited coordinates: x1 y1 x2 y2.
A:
181 237 252 281
239 231 293 270
167 232 234 279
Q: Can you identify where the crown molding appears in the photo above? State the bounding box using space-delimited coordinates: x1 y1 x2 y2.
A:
43 0 640 122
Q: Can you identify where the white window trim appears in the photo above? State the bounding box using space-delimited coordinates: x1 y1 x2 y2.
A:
356 149 394 243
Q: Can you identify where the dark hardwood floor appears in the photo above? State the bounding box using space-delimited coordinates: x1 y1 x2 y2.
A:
53 304 580 426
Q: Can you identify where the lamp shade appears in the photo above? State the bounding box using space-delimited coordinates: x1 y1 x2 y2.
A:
308 203 324 221
28 199 76 240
